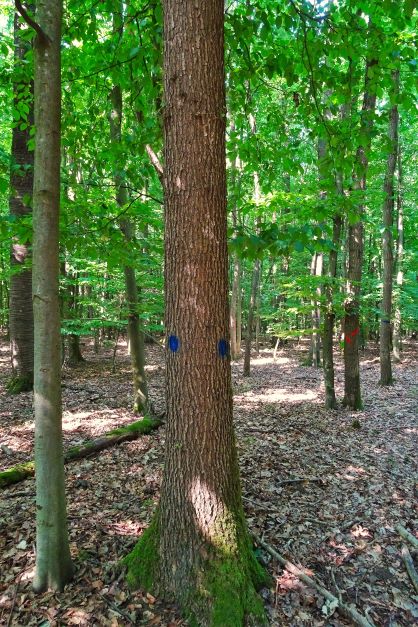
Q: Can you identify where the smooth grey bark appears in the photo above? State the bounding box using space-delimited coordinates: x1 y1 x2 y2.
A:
343 58 379 410
379 70 399 385
393 146 403 362
31 0 73 592
8 10 34 392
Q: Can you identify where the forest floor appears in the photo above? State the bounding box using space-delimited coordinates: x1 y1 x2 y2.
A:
0 336 417 626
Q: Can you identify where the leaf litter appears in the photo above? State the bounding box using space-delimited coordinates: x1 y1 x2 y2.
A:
0 337 417 625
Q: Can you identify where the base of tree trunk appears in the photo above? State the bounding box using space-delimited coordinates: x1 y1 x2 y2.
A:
379 376 394 386
124 512 270 626
66 335 86 367
342 395 363 411
33 557 74 593
6 373 33 394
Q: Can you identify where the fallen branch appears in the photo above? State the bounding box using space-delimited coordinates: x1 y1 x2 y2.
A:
0 417 161 489
401 544 418 593
253 533 376 627
396 524 418 550
278 477 326 487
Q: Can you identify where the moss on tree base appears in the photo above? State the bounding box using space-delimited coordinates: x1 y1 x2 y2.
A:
124 510 270 626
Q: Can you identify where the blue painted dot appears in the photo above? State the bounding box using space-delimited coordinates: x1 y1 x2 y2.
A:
169 335 179 352
218 339 229 358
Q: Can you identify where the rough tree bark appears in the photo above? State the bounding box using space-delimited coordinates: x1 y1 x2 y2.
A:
124 2 268 624
30 0 73 592
109 3 149 413
393 146 403 362
379 70 399 384
8 9 34 393
343 57 378 410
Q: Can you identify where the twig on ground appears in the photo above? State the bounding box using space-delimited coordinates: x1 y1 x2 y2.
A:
401 544 418 593
278 477 326 487
253 532 376 627
100 593 134 623
6 570 22 627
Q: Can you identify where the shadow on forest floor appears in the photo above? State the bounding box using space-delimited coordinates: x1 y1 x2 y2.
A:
0 336 417 625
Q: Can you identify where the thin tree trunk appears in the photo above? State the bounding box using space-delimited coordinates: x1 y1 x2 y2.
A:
8 9 34 393
66 274 85 366
125 2 268 622
323 214 342 408
109 4 149 413
309 252 322 367
243 258 261 376
393 146 403 362
380 70 399 385
31 0 73 592
319 130 343 407
343 58 379 410
230 254 241 359
243 112 261 376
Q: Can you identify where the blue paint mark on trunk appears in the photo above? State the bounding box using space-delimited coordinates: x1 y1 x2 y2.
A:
169 335 179 352
218 339 229 358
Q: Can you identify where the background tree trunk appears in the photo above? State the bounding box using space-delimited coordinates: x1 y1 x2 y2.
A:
125 1 268 623
393 146 403 362
379 70 399 385
31 0 73 593
323 214 342 408
8 10 34 393
109 3 149 413
343 58 378 410
243 258 261 376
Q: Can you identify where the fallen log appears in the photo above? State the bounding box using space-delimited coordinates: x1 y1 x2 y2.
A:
253 532 375 627
0 417 161 489
396 524 418 550
401 544 418 594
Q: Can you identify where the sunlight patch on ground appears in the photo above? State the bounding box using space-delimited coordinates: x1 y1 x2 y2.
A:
235 387 318 404
247 355 291 366
62 409 122 432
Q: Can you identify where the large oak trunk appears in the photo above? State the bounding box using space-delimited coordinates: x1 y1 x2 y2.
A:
125 1 268 624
